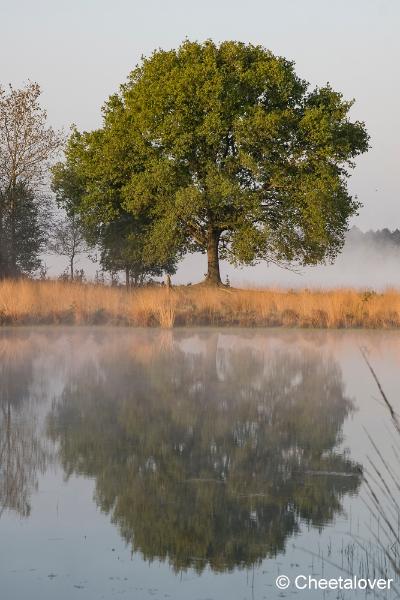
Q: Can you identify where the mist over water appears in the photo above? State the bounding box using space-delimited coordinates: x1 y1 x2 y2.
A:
1 328 400 599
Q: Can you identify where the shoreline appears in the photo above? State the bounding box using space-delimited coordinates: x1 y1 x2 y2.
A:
1 279 400 329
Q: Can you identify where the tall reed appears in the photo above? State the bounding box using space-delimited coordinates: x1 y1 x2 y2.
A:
0 279 399 328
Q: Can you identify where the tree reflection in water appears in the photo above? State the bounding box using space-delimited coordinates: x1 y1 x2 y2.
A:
47 332 362 572
0 334 48 518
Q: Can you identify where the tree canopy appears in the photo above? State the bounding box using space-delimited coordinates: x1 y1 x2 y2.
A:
61 40 369 284
0 82 62 277
0 182 47 276
52 142 177 284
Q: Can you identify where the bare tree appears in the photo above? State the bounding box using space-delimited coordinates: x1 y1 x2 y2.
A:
0 82 63 277
49 212 87 281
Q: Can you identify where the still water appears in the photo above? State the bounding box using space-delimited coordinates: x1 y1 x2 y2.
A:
0 328 399 599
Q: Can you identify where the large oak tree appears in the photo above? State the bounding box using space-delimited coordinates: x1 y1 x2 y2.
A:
64 40 369 284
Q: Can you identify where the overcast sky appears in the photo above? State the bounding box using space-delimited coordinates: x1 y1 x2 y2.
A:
1 0 399 284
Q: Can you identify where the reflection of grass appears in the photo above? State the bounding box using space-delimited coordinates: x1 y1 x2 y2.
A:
278 348 400 595
354 351 400 593
1 279 400 328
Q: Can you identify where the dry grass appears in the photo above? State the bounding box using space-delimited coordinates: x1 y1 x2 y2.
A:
0 279 400 329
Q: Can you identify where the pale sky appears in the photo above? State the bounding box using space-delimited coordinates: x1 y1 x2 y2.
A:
1 0 399 284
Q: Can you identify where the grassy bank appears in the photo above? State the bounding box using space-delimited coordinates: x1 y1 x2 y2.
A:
1 279 400 328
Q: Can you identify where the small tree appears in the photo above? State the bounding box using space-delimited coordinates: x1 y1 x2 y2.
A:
51 158 89 281
99 213 177 287
52 152 177 286
49 212 87 281
0 82 62 277
0 182 48 276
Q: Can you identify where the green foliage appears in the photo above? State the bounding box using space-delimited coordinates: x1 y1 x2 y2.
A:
55 40 369 285
53 129 177 283
63 40 368 284
0 183 47 276
52 160 85 217
99 213 176 285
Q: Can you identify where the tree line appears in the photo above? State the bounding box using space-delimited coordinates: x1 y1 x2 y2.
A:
347 226 400 249
0 40 369 285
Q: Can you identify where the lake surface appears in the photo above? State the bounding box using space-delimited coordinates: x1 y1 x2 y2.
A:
0 328 399 599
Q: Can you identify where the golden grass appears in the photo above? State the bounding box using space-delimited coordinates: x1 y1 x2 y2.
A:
0 279 400 329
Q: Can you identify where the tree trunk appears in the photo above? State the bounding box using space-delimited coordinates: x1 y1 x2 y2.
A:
70 257 74 281
205 228 222 286
125 267 130 288
0 204 4 278
9 184 17 278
